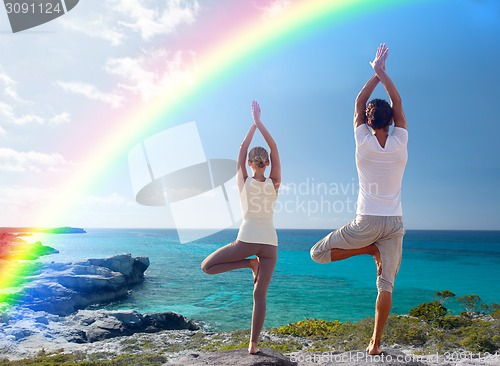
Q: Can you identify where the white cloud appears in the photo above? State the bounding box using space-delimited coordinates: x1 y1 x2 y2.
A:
61 0 200 45
0 101 15 119
49 112 71 125
259 0 293 18
0 187 134 217
0 71 70 128
104 49 197 100
0 101 44 125
60 15 125 46
0 73 15 85
0 101 70 126
56 81 124 108
0 72 24 102
0 148 70 172
116 0 200 40
55 48 197 106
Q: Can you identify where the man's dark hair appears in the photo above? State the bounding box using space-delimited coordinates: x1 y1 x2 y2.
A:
366 98 393 129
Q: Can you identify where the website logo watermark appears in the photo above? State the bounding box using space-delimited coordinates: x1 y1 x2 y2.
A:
128 123 364 243
128 122 242 244
289 351 500 364
277 178 359 217
4 0 79 33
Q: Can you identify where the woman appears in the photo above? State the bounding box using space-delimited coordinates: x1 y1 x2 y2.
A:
201 100 281 354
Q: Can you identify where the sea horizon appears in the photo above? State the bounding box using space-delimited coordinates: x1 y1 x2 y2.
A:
15 227 499 331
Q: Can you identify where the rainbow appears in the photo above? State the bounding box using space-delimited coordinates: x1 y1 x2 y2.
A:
0 235 44 312
33 0 415 225
2 0 415 311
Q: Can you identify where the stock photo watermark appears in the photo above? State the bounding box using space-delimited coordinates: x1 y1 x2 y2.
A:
128 122 368 243
3 0 79 33
276 177 361 216
290 350 500 364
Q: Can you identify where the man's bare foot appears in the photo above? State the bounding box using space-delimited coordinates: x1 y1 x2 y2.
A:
366 338 382 355
250 257 260 284
369 244 382 276
248 341 259 354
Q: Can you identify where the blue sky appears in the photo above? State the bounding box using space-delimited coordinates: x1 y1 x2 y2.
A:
0 0 499 230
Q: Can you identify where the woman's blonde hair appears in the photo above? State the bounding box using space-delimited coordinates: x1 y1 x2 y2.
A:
248 146 269 168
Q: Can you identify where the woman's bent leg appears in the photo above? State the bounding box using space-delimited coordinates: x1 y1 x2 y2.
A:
201 240 259 275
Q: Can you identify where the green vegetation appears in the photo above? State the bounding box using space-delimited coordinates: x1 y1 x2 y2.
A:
457 294 483 316
435 290 455 304
0 349 167 366
408 301 447 323
273 318 343 338
0 290 498 365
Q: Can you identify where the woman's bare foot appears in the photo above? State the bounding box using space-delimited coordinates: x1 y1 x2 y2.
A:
248 341 259 354
366 338 382 355
368 244 382 276
250 257 260 284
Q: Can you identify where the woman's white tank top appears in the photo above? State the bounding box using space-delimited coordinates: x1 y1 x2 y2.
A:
236 177 278 246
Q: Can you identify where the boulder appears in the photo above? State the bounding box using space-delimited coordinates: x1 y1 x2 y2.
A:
15 254 150 315
69 309 199 342
87 255 150 284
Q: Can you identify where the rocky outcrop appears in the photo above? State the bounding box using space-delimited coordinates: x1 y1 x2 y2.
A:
14 254 150 315
0 233 59 259
69 309 199 342
0 308 199 345
169 348 298 366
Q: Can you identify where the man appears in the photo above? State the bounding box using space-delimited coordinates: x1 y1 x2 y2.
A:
310 43 408 355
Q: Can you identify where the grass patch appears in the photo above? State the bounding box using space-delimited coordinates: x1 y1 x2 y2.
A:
0 350 167 366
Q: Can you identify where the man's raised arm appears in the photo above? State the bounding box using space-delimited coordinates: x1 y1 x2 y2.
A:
370 43 407 130
354 75 380 128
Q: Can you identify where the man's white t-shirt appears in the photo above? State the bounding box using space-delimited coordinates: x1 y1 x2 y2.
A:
355 124 408 216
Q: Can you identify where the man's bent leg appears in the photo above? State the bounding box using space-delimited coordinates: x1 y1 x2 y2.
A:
331 244 380 271
310 216 379 264
367 291 392 355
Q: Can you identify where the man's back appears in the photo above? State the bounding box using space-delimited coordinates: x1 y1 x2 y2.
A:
355 125 408 216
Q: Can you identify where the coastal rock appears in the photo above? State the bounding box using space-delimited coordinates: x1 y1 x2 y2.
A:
0 308 199 346
0 234 59 260
168 348 298 366
87 254 149 284
69 309 199 342
18 254 150 315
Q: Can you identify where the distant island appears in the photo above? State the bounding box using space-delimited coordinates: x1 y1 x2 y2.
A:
0 227 86 234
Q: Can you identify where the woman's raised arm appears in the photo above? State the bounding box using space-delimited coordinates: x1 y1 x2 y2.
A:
237 123 257 191
252 101 281 192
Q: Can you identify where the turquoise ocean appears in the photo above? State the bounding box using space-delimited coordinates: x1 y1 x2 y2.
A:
31 229 500 331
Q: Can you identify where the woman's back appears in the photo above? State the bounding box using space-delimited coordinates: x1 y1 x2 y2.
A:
240 178 277 220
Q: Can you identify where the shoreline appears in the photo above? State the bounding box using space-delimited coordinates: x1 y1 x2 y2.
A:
1 232 499 365
1 322 499 365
